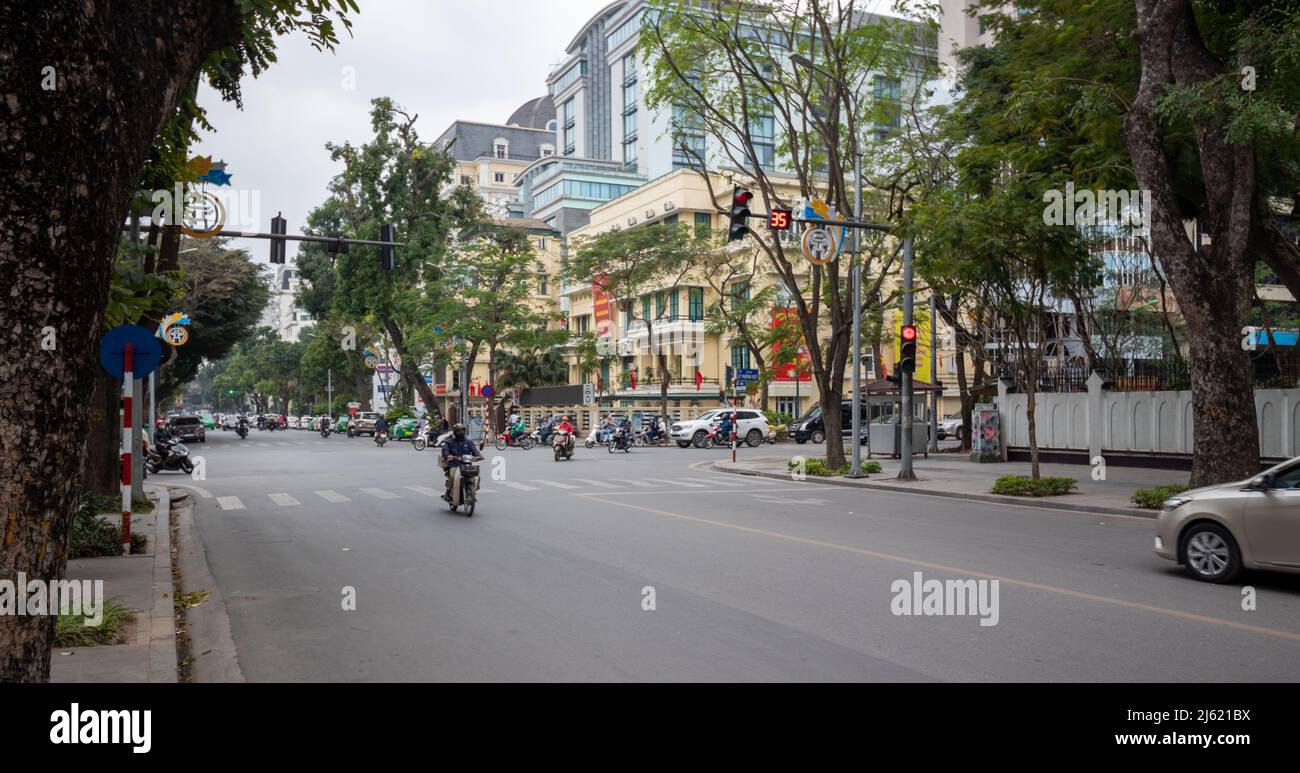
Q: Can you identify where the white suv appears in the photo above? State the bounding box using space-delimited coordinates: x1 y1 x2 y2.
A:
671 409 770 449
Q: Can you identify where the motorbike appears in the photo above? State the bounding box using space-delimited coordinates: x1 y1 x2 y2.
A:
701 423 735 450
607 429 633 453
236 422 248 439
446 459 481 516
552 429 576 461
319 422 331 438
634 425 670 447
145 439 193 475
583 425 601 449
764 424 784 445
494 429 535 451
374 430 388 448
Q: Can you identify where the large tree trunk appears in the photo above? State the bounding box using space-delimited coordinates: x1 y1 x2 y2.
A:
383 318 438 416
81 370 122 496
1124 0 1260 487
0 1 242 682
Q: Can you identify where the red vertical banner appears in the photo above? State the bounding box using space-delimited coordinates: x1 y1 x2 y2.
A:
770 308 812 381
592 274 613 337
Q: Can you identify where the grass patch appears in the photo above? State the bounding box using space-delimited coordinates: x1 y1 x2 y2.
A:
990 475 1077 497
54 601 134 647
71 495 148 559
788 459 882 476
1132 484 1189 509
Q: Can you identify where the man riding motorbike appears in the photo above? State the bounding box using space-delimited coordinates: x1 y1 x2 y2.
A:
551 415 575 456
508 412 526 443
374 414 389 443
441 423 484 501
153 419 176 464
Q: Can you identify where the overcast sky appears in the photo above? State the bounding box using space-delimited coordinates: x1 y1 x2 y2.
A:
192 0 615 264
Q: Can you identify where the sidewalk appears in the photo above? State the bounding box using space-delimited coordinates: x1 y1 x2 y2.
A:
710 449 1192 518
50 485 177 683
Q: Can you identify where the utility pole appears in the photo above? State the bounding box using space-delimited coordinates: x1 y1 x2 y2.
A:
899 236 917 480
929 293 940 453
326 368 334 419
848 149 865 478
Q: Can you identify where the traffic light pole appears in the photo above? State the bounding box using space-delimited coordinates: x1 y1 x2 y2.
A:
899 236 917 481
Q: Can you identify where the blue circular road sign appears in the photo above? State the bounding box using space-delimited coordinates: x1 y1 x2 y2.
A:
99 324 163 380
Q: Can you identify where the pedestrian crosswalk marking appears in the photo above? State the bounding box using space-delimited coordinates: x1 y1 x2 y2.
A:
361 487 400 500
217 496 245 511
274 442 291 447
647 478 704 488
612 479 657 488
268 493 300 507
681 475 743 485
315 490 350 503
406 486 439 497
500 481 539 491
577 479 619 489
532 480 579 490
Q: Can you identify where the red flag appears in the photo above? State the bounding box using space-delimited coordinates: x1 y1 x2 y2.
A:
630 371 637 390
695 369 703 391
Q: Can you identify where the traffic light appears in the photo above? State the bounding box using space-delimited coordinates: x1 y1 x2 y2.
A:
768 207 792 232
326 234 349 255
270 213 287 264
728 187 753 242
379 224 396 271
899 325 918 375
725 364 735 388
886 371 901 385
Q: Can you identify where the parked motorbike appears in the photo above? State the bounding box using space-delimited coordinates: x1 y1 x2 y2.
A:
145 439 193 475
494 429 534 451
552 429 576 461
584 425 601 449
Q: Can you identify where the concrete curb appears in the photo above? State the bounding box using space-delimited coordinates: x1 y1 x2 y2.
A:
171 491 245 682
142 485 178 683
708 462 1156 519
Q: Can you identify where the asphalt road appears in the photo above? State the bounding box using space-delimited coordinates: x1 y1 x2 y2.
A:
173 426 1300 682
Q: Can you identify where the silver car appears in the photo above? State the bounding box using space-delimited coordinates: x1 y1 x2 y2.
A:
1154 456 1300 582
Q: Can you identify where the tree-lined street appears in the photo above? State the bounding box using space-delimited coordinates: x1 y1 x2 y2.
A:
175 430 1300 682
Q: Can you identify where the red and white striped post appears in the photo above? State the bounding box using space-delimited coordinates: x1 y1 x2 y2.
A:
120 343 133 555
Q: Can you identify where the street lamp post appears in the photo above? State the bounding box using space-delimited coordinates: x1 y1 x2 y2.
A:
790 53 866 477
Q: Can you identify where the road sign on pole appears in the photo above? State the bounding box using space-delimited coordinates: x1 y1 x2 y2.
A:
100 325 163 380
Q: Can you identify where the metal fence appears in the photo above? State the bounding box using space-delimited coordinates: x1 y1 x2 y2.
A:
1031 356 1297 394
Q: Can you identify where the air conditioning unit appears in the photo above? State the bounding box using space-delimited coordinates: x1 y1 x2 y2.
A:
664 202 676 211
627 217 637 226
646 209 656 219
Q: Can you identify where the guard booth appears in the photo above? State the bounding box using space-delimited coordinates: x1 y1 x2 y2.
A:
864 378 943 458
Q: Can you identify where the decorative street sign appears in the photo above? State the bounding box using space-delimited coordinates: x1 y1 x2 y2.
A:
157 312 191 346
801 226 839 266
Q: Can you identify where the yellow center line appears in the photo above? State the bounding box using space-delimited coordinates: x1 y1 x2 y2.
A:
583 493 1300 643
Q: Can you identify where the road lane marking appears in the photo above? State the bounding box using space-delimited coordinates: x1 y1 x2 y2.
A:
361 487 400 500
646 478 704 488
160 482 213 499
275 442 291 447
582 494 1300 643
315 490 350 503
500 481 540 491
268 493 300 507
577 479 619 489
406 486 439 497
217 496 245 511
610 479 658 488
532 480 579 490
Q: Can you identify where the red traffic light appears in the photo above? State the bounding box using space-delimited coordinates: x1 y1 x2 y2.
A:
768 208 792 231
734 189 753 207
901 325 918 343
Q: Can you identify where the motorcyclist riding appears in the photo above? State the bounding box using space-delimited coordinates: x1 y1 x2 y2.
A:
441 423 484 501
374 414 389 442
508 413 526 442
153 419 175 463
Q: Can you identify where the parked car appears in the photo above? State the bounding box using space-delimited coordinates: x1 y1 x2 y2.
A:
1154 456 1300 583
167 415 206 443
670 409 769 449
790 401 872 444
391 417 419 441
351 411 384 437
298 415 313 430
286 416 300 430
938 415 964 441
